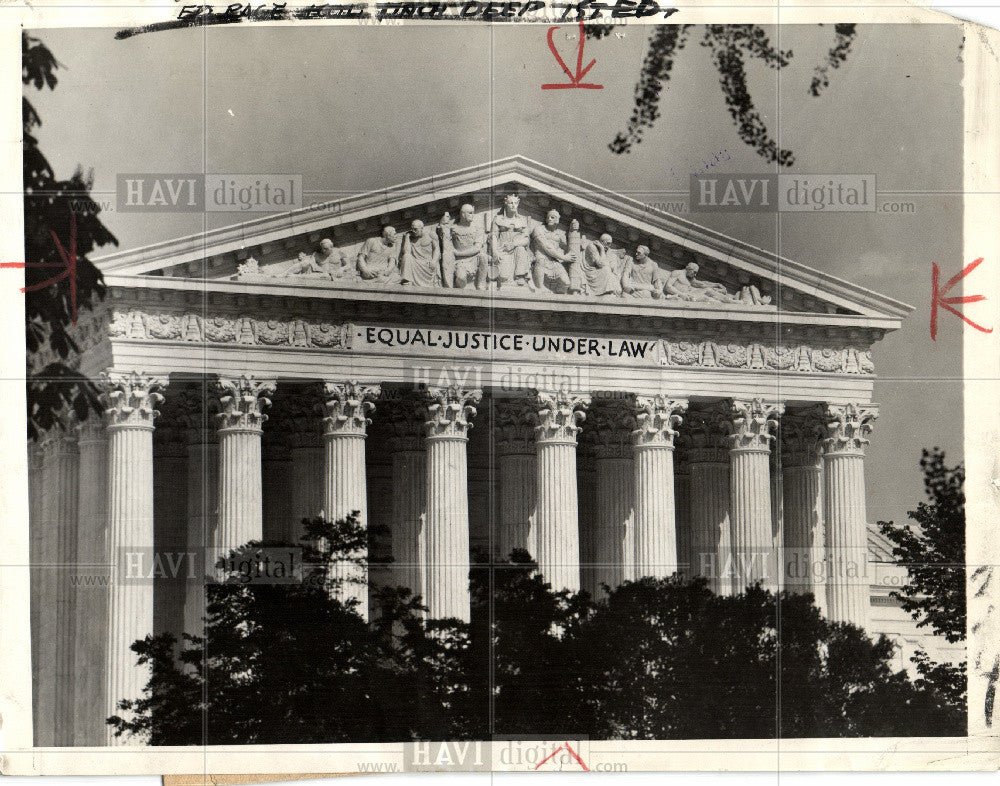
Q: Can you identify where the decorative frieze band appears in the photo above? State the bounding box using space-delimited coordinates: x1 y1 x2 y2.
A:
656 340 873 375
94 306 874 377
107 309 352 349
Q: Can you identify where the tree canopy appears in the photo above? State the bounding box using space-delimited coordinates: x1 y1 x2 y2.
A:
23 31 115 440
878 448 966 644
111 514 965 745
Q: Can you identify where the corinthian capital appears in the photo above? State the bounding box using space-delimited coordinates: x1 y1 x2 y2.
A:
587 397 636 459
494 397 536 456
633 395 687 449
99 371 166 430
822 403 878 455
423 385 482 439
270 388 323 447
216 376 276 432
728 398 783 452
680 402 730 463
322 381 381 436
384 391 426 452
535 391 590 445
781 405 825 467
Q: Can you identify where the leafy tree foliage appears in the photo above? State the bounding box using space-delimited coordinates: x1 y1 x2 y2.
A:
108 514 473 744
878 449 966 644
112 517 964 744
23 32 116 440
601 24 857 165
877 449 966 717
483 566 964 739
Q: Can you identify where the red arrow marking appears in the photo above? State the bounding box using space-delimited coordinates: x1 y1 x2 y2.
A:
534 742 590 771
0 210 79 323
930 257 993 340
542 21 603 90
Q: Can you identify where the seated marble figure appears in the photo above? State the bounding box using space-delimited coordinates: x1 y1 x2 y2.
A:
356 226 402 284
487 195 533 289
621 246 667 298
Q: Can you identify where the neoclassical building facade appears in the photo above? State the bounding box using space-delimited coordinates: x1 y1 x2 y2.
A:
29 158 915 747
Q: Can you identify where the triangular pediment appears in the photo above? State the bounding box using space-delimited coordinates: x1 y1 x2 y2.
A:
94 157 912 321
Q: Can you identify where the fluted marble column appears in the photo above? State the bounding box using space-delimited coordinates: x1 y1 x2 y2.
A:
215 376 275 555
152 423 188 642
35 434 60 745
321 381 381 620
28 440 44 745
770 449 783 588
781 406 826 610
495 398 537 563
587 401 634 593
823 403 877 628
178 387 218 641
52 417 80 747
73 416 109 746
633 396 687 580
423 386 481 622
685 405 732 594
728 399 782 593
286 394 324 543
534 391 589 593
386 395 427 602
101 371 165 746
675 458 691 581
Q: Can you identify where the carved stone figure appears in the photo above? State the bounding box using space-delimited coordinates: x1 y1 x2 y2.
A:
356 226 401 284
530 209 575 293
488 194 533 289
399 219 441 288
662 261 771 305
662 262 737 302
249 202 776 307
440 205 488 289
737 283 771 305
580 232 623 296
236 257 261 278
621 245 666 298
283 239 353 281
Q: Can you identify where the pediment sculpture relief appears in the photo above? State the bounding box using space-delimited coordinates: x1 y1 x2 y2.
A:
282 238 354 281
247 204 771 306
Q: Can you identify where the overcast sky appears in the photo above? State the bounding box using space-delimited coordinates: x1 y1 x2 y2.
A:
31 22 965 527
